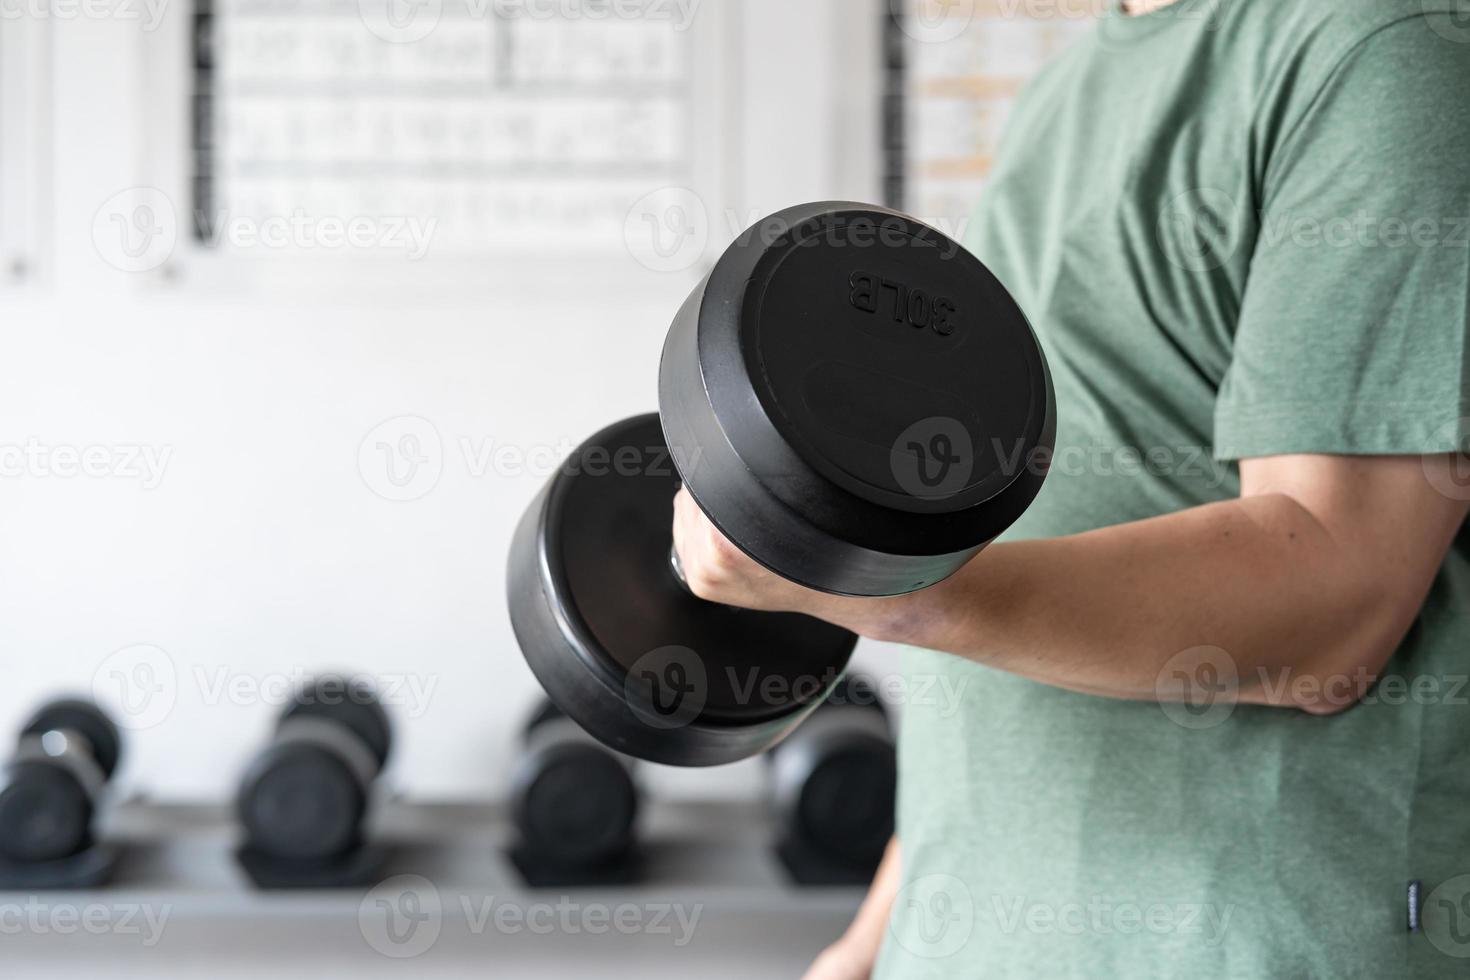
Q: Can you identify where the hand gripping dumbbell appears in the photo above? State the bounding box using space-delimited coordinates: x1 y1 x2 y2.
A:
0 698 122 867
508 202 1054 766
235 675 392 883
767 675 895 884
508 699 639 884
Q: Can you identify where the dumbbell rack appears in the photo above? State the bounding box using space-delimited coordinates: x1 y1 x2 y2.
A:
0 798 863 979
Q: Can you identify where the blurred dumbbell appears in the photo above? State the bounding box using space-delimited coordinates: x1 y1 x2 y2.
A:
236 675 391 864
0 698 122 864
509 699 639 880
767 676 896 883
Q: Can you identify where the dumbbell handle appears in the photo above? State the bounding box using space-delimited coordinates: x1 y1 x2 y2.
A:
668 482 701 597
669 544 694 594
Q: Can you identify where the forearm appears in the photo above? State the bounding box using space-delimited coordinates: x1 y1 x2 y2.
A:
802 494 1405 710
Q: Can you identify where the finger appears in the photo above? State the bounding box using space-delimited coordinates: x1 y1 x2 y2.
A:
672 487 702 570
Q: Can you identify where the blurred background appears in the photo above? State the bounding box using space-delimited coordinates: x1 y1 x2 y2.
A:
0 0 1092 974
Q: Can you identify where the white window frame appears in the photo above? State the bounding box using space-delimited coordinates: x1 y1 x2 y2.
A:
134 0 741 302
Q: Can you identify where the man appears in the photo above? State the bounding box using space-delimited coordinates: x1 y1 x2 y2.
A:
672 0 1470 976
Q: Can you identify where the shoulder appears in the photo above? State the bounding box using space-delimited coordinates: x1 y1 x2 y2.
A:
1217 0 1468 69
1212 0 1470 167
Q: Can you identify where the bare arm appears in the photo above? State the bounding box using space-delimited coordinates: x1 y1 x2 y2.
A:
675 454 1470 713
802 837 901 980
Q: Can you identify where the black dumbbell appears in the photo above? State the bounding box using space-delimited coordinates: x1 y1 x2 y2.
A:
510 699 638 871
768 676 895 878
236 675 391 863
0 699 122 863
508 202 1053 766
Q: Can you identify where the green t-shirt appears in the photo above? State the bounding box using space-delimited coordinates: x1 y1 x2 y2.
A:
879 1 1470 977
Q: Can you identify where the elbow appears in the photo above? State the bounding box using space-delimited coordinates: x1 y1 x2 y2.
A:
1284 591 1420 718
1294 689 1361 717
1282 662 1383 717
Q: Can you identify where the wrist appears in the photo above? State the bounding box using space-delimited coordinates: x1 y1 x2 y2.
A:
786 590 902 642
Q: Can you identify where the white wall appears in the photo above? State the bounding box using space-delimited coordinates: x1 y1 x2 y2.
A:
0 0 895 803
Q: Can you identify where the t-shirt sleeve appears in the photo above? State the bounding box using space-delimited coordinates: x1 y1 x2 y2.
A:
1213 14 1470 461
